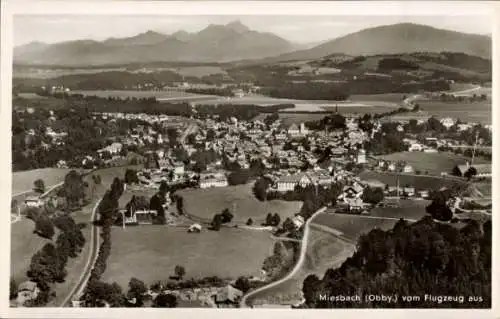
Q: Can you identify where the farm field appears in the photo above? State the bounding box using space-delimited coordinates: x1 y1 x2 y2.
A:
10 219 51 283
370 199 430 221
247 228 355 306
177 183 302 224
418 101 491 124
349 93 407 103
12 168 71 195
373 151 490 176
70 90 211 100
171 66 227 78
311 213 399 243
359 170 467 191
102 226 275 289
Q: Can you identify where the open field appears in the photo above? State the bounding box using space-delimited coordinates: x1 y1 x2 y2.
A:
12 168 71 195
172 66 227 78
418 101 491 124
177 183 302 224
102 226 275 289
70 90 211 100
373 152 489 176
10 219 51 283
311 213 400 242
247 227 355 306
359 170 467 191
370 199 430 220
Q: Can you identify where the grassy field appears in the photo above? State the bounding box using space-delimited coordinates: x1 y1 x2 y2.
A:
102 226 275 289
12 168 71 195
369 199 430 220
247 228 355 306
10 219 51 283
70 90 208 100
373 152 489 176
359 170 467 191
177 184 302 224
311 213 399 242
418 101 491 124
173 66 227 78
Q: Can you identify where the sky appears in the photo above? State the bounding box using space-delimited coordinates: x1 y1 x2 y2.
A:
13 15 492 46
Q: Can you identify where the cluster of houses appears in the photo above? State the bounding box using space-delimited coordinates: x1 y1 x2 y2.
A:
144 284 244 308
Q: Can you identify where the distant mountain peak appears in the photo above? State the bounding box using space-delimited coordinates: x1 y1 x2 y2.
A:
226 20 250 33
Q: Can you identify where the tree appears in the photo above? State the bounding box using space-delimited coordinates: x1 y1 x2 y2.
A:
34 217 55 239
211 214 223 231
61 170 86 210
361 187 385 205
246 218 253 226
227 169 250 185
159 181 169 196
451 165 462 177
174 265 186 280
282 217 295 232
264 213 273 226
464 167 478 180
34 179 45 194
272 213 281 227
234 277 251 293
10 278 18 300
127 277 148 307
302 274 321 305
253 178 270 201
124 169 139 185
221 208 234 224
154 293 177 308
426 195 453 222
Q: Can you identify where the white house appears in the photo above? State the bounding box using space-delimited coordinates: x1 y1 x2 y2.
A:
287 124 301 137
199 171 228 189
357 149 367 164
409 143 423 152
276 173 313 192
292 215 305 229
25 196 43 208
403 164 414 173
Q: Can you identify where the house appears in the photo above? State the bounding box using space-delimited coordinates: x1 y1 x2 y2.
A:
188 223 202 233
158 158 170 170
25 196 43 208
98 142 123 155
120 209 157 225
387 163 397 172
199 171 228 189
214 285 243 308
292 215 305 229
418 190 430 199
403 164 414 173
409 143 423 152
403 187 416 197
357 149 367 164
276 173 313 192
287 124 300 137
17 281 40 306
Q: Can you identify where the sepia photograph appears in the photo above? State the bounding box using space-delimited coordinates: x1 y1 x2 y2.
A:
1 1 497 318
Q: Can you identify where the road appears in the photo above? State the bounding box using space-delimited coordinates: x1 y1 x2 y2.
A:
449 85 482 95
239 207 327 308
59 198 102 307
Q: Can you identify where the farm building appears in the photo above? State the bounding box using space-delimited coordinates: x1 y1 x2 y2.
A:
199 171 228 189
120 209 157 225
214 285 243 308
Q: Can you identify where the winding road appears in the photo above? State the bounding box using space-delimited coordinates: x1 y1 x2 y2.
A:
59 198 102 307
239 207 327 308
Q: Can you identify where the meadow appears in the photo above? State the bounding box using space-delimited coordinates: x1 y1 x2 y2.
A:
177 183 302 224
12 168 71 195
102 226 276 289
246 227 355 307
373 151 490 176
359 171 467 191
311 213 400 242
418 100 491 124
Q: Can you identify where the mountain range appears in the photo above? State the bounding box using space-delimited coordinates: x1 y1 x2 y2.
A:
14 21 491 66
